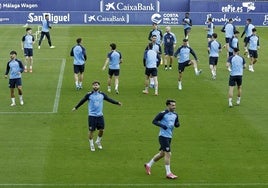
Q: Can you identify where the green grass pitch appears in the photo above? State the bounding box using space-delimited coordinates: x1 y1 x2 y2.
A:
0 25 267 188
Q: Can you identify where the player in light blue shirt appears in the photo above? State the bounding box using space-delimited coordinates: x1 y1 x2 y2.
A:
247 28 260 72
142 42 160 95
72 81 122 151
174 39 202 90
38 14 55 49
4 51 25 106
226 48 246 107
182 12 192 39
241 18 255 55
144 99 180 179
102 43 122 94
148 23 163 45
221 18 236 54
70 38 87 90
208 33 222 80
21 27 35 73
228 30 240 57
205 17 214 42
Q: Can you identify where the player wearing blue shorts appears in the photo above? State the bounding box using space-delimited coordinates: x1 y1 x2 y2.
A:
241 18 254 56
174 39 202 90
4 51 25 106
162 26 177 70
72 81 122 151
226 48 246 107
142 42 161 95
21 27 35 73
144 99 180 179
102 43 122 94
208 33 222 80
70 38 87 90
228 30 240 57
247 28 260 72
221 18 236 56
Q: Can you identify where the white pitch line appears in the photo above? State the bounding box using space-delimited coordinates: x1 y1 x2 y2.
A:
0 183 268 187
53 58 66 113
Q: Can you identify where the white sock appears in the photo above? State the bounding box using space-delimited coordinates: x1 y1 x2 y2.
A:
75 81 78 87
19 95 23 101
79 82 82 87
229 98 232 103
178 81 182 85
96 136 102 142
194 67 198 74
11 98 15 104
165 165 171 175
147 159 155 167
115 84 118 90
149 78 154 85
89 139 94 146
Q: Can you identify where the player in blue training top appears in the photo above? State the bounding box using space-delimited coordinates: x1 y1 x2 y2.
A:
228 30 240 57
226 48 246 107
162 26 177 70
38 14 55 49
174 39 202 90
102 43 122 94
208 33 222 80
144 99 180 179
142 42 161 96
72 81 122 152
204 17 214 42
221 18 236 56
182 12 192 39
4 51 25 106
241 18 255 56
247 28 260 72
21 27 35 73
148 22 163 45
70 38 87 90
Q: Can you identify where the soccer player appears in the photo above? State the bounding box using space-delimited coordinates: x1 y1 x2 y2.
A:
208 33 222 80
38 14 55 49
228 30 240 57
162 26 177 70
221 18 236 55
4 51 25 106
144 99 180 179
21 27 35 73
102 43 122 94
226 48 246 107
72 81 122 151
142 42 161 96
147 34 162 88
174 39 202 90
204 17 214 42
182 12 192 39
247 28 260 72
241 18 255 56
148 22 163 45
70 38 87 90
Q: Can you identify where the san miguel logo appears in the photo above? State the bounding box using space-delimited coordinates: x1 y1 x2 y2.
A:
100 0 160 12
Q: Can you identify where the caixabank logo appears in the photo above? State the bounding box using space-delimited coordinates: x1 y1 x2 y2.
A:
84 13 130 24
100 0 160 12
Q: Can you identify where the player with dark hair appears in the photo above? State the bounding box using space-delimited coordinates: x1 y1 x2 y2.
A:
205 17 214 42
228 30 240 57
226 48 246 107
241 18 255 56
182 12 192 39
21 27 35 73
148 22 163 45
174 39 202 90
247 28 260 72
102 43 122 94
221 18 236 56
70 38 87 90
208 33 222 80
38 14 55 49
4 51 25 106
144 99 180 179
72 81 122 151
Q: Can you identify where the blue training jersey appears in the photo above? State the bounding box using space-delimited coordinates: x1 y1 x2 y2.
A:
182 17 192 29
70 44 87 65
152 109 179 138
148 29 163 45
5 59 24 79
228 55 245 76
174 45 198 63
208 40 221 57
163 32 177 47
144 49 158 68
207 22 214 36
247 34 259 50
107 50 122 69
74 91 120 116
244 23 255 37
41 19 50 32
229 37 239 53
223 23 236 38
22 34 35 49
